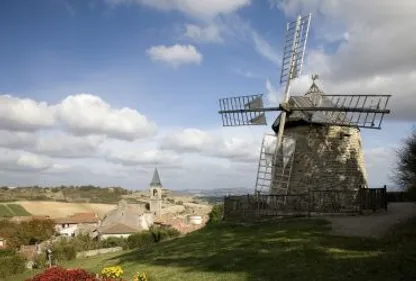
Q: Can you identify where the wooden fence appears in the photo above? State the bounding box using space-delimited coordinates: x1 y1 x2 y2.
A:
223 186 387 221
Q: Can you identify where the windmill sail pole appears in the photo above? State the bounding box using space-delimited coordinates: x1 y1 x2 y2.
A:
276 15 302 147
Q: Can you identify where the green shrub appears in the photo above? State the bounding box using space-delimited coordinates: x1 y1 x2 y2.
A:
51 240 77 261
150 226 180 243
99 237 128 250
207 204 224 224
127 232 155 249
0 253 26 278
0 249 16 257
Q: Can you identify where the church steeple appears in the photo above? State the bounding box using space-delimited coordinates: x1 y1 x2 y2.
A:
149 168 162 187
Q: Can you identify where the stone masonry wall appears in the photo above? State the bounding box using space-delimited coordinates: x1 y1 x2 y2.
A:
282 124 368 194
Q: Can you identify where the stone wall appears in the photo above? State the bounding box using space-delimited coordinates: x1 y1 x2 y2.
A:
278 124 368 194
76 246 123 258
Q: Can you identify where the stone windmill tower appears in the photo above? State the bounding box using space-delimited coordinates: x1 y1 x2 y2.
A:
149 168 162 217
217 14 391 202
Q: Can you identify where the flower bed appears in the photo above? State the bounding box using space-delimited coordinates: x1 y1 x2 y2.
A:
25 266 149 281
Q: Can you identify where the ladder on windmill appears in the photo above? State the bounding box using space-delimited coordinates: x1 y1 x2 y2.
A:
255 134 296 197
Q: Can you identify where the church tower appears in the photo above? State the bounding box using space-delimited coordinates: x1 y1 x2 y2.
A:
149 168 162 217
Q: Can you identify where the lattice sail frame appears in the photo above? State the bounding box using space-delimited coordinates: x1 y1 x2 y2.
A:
319 94 391 129
280 14 312 85
218 94 267 126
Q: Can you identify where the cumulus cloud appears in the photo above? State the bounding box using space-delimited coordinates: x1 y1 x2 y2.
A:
106 0 251 19
146 44 203 67
56 94 157 140
0 130 104 158
160 128 260 162
0 149 53 172
104 147 181 167
0 95 55 131
0 94 156 141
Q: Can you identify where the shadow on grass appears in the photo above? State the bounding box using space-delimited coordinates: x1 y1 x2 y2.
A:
108 218 416 281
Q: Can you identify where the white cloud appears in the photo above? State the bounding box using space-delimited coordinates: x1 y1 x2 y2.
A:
0 130 104 158
56 94 157 140
104 145 181 167
106 0 251 19
160 128 260 162
0 149 53 172
146 44 203 67
266 79 280 106
0 94 157 141
184 23 223 43
0 95 55 131
232 68 263 79
252 31 280 65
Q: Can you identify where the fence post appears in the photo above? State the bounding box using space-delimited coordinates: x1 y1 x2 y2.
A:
222 196 226 221
308 189 312 217
383 185 388 211
358 186 363 215
257 191 260 219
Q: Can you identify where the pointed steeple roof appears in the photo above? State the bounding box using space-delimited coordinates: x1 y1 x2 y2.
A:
150 168 162 187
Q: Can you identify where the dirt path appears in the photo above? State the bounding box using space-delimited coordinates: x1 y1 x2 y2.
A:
324 203 416 238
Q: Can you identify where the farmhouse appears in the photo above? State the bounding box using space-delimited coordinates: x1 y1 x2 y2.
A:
95 200 153 240
54 212 100 237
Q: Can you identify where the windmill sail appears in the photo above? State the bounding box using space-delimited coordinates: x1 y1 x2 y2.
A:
219 94 267 126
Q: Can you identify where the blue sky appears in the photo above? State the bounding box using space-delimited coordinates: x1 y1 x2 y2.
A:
0 0 414 191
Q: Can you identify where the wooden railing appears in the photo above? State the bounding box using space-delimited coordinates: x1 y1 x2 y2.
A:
223 186 388 221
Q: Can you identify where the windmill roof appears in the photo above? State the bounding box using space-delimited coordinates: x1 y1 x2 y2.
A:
150 168 162 187
272 82 352 133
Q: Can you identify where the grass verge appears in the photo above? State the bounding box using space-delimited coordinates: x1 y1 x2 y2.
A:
9 217 416 281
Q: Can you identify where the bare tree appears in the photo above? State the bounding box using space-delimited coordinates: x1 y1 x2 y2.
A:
392 126 416 196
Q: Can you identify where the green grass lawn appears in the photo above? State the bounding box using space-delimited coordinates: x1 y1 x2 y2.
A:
0 204 31 218
11 218 416 281
6 204 31 216
0 205 14 217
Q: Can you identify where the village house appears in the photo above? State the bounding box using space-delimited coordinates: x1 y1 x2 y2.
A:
0 237 6 249
95 200 153 240
54 212 100 237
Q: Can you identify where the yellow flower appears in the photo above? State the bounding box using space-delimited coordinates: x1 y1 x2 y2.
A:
101 266 124 278
132 272 149 281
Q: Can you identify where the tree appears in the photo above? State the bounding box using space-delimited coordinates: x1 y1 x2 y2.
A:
207 204 224 224
393 127 416 197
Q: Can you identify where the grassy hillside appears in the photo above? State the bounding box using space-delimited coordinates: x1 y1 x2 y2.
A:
14 217 416 281
0 204 31 217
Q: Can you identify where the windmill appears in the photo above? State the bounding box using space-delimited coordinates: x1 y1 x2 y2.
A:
217 14 391 201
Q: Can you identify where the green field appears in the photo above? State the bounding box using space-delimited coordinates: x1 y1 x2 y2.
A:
0 205 14 217
11 217 416 281
0 204 31 217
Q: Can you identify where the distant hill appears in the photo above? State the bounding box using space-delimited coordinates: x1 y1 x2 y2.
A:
0 185 130 204
177 187 253 197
